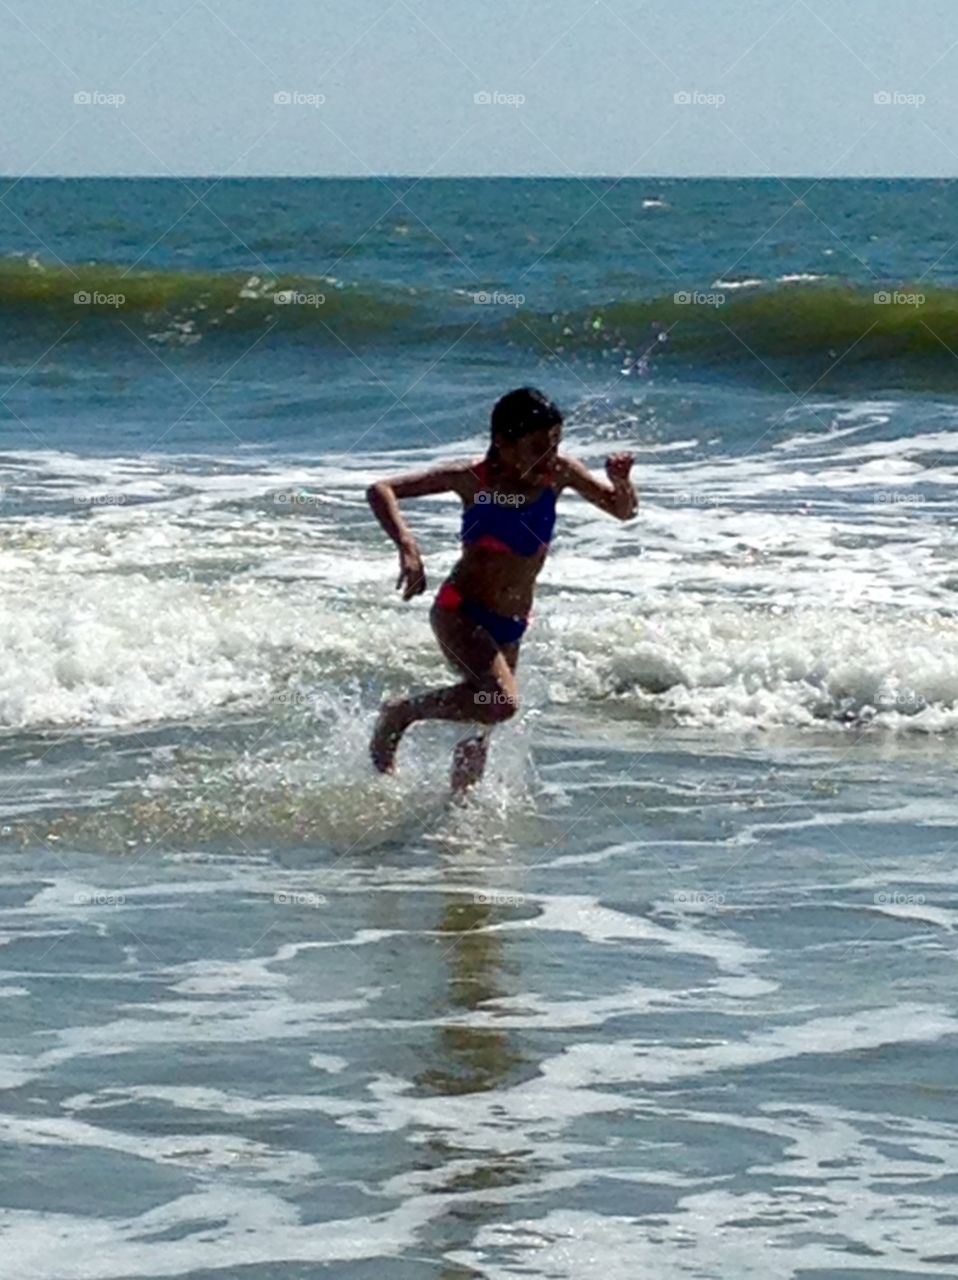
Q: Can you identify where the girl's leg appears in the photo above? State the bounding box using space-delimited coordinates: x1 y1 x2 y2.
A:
449 644 520 792
369 607 520 775
449 727 492 794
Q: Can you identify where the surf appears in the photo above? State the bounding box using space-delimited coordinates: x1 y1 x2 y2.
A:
4 257 958 375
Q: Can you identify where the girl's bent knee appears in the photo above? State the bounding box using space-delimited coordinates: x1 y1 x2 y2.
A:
474 686 519 723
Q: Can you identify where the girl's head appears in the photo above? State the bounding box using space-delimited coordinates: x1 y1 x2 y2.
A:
488 387 563 482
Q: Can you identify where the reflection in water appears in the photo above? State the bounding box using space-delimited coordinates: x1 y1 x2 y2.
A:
418 893 531 1273
418 897 522 1096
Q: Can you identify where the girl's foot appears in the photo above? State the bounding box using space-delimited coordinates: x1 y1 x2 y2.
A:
370 699 409 773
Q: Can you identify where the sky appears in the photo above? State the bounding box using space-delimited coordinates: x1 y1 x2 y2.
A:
2 0 958 177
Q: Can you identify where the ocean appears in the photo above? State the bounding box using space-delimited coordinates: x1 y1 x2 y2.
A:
2 177 958 1278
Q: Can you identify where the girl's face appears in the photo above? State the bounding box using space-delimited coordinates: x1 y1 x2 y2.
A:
497 425 561 483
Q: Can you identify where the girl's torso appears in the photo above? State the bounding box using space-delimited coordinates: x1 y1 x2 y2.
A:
449 458 558 617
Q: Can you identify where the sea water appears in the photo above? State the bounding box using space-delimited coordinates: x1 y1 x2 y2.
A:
1 178 957 1277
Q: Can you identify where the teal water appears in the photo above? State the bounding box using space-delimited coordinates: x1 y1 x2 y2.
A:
1 179 958 1278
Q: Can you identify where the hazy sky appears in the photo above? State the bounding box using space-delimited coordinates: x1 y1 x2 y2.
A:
3 0 958 176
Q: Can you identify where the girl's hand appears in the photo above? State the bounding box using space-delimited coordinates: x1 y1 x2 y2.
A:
605 452 634 488
396 544 426 600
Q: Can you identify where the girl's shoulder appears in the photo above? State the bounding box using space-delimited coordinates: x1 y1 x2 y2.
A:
443 457 488 504
546 453 572 491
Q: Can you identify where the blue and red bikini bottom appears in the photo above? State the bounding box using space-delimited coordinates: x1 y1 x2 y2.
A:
435 580 530 646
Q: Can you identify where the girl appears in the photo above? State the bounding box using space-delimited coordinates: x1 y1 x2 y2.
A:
366 387 637 791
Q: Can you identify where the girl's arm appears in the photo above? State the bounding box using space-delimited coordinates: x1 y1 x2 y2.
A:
366 461 477 600
557 452 637 520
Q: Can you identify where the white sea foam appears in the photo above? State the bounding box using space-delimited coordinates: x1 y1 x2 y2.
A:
0 435 956 739
448 1099 958 1275
537 1003 958 1086
4 551 958 736
0 1114 317 1182
0 1189 445 1280
542 600 958 732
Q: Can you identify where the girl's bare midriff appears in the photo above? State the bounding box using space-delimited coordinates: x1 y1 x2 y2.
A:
448 538 548 620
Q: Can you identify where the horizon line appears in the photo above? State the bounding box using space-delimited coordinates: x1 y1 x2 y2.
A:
1 173 953 182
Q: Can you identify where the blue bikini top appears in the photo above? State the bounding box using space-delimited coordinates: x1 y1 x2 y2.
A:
461 460 557 557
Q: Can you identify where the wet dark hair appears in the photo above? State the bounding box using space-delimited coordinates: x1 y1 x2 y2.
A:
487 387 562 463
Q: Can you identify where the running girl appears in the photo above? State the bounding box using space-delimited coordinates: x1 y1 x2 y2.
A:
367 387 637 791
